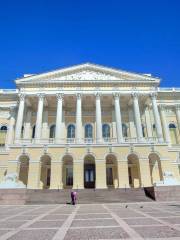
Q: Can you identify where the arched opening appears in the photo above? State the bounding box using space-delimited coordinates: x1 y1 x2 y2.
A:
18 155 29 186
102 124 110 141
0 125 7 146
106 154 118 188
122 123 128 137
67 124 75 139
49 124 56 138
85 124 93 139
62 155 73 189
84 154 95 188
169 123 178 144
149 153 163 185
128 154 141 188
40 155 51 189
32 125 36 139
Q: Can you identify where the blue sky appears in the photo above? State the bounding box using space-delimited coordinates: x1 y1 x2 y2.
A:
0 0 180 88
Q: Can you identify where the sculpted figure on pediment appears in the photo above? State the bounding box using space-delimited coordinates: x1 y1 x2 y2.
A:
59 70 118 81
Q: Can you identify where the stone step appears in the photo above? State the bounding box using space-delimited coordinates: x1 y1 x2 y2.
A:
0 188 154 204
26 188 152 204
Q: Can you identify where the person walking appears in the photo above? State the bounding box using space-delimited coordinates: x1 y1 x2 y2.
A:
71 191 77 205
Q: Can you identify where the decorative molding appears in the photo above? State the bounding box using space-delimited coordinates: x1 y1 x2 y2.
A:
150 143 155 152
43 145 48 154
129 143 134 153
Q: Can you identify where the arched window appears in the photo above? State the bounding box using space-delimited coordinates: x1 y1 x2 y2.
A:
122 123 128 137
152 124 156 137
102 124 110 140
50 125 56 138
67 124 75 138
32 125 36 139
21 126 24 138
169 123 177 144
142 124 146 137
85 124 93 138
0 125 7 146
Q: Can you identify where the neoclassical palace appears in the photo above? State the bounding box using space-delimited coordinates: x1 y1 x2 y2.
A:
0 63 180 190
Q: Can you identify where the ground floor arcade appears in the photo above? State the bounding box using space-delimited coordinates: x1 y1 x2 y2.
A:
4 144 179 190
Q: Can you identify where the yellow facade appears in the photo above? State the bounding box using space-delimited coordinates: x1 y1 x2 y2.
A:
0 63 180 189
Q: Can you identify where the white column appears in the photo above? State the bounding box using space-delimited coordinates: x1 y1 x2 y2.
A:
114 93 123 143
96 93 102 143
15 94 25 141
175 105 180 133
145 106 153 138
55 93 63 143
23 108 32 140
41 109 49 139
132 93 143 141
35 94 44 142
159 105 170 143
7 107 16 144
76 93 82 143
150 93 163 142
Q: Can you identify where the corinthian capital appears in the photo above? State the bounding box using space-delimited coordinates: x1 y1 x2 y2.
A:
95 92 101 99
37 93 45 101
113 92 120 100
76 93 82 99
18 94 26 101
131 92 139 99
56 93 64 100
150 92 158 100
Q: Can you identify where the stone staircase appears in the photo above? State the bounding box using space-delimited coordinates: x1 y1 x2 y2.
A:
26 188 152 204
0 188 154 204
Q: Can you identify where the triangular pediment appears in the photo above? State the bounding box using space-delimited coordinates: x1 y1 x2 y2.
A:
15 63 160 86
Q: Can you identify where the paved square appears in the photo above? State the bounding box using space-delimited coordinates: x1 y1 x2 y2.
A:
0 202 180 239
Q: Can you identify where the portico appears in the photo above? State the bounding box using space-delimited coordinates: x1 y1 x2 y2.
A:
13 91 166 145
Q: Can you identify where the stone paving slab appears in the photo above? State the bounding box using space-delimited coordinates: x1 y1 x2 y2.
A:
122 217 163 226
64 227 129 239
132 225 180 238
29 220 64 228
71 219 119 227
0 202 180 239
42 214 69 220
8 229 58 240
